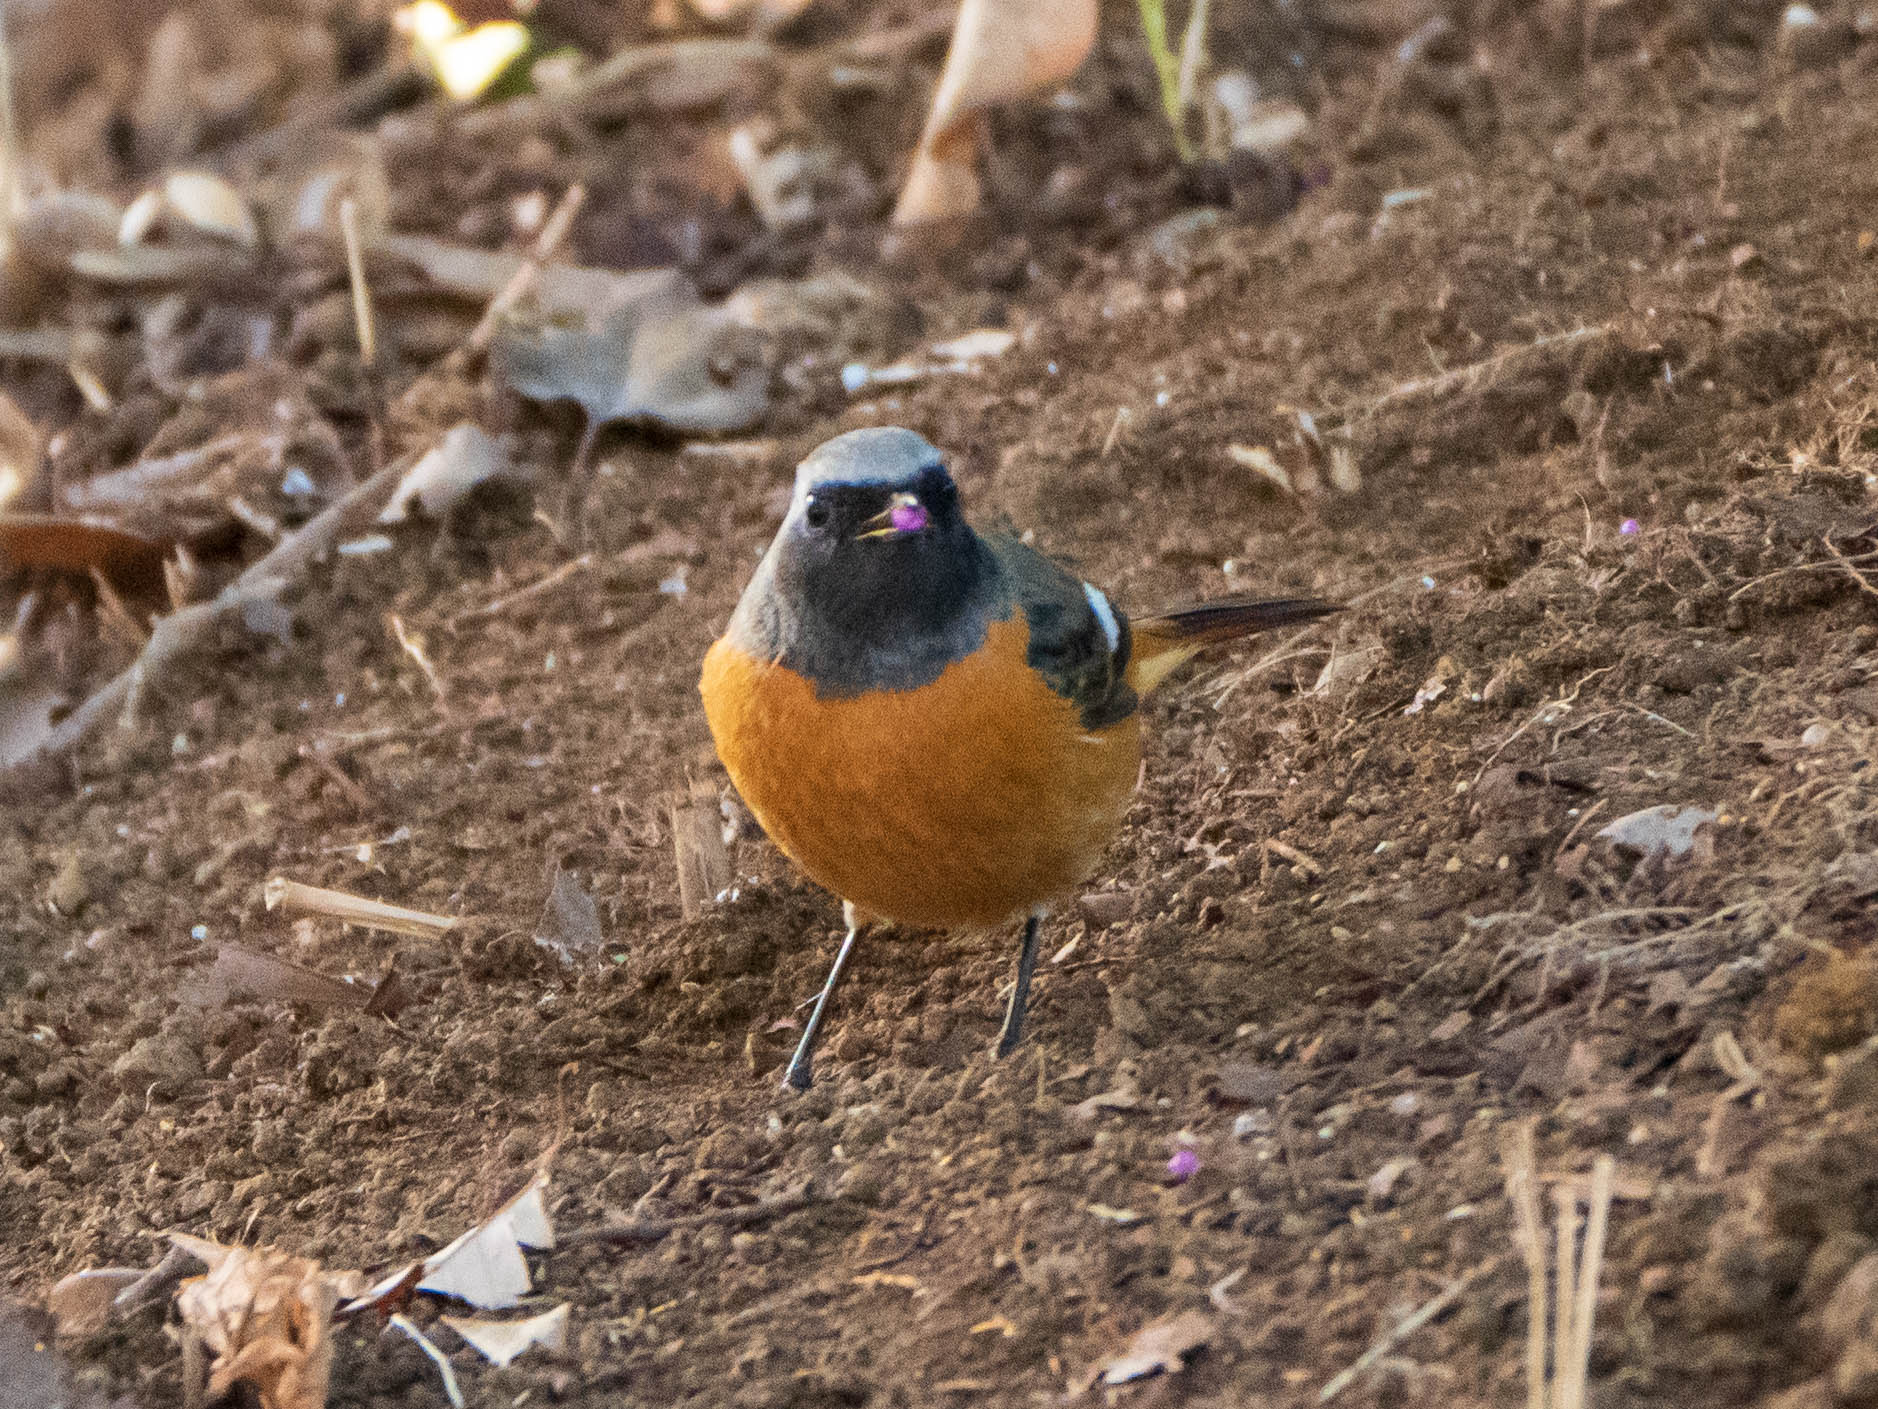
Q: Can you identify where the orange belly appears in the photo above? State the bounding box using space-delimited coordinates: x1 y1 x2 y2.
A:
700 616 1140 929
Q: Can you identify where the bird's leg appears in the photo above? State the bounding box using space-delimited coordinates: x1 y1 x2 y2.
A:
995 911 1044 1058
783 902 864 1092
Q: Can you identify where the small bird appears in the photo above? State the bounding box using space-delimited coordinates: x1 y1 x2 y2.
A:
700 427 1336 1089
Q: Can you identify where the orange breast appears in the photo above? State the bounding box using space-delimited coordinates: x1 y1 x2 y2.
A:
700 616 1140 930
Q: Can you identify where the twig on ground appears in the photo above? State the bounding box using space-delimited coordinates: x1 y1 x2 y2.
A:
340 195 386 474
6 456 407 779
87 566 149 647
463 183 587 356
1504 1122 1548 1409
296 742 376 816
1317 1256 1501 1403
1472 666 1616 786
340 197 377 370
387 613 447 700
1823 533 1878 601
450 552 593 626
1726 543 1878 602
671 781 732 920
263 876 459 938
560 1185 814 1248
1330 326 1614 431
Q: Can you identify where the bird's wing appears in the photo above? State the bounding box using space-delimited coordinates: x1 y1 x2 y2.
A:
989 535 1139 731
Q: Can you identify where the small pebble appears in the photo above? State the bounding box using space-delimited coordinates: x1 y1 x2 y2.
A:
1167 1148 1200 1182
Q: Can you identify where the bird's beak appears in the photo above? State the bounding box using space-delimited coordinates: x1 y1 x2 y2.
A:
855 492 930 540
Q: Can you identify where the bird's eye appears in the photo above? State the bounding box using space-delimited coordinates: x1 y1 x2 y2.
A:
803 498 831 530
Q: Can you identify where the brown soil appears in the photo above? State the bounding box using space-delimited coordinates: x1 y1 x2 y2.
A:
10 3 1878 1407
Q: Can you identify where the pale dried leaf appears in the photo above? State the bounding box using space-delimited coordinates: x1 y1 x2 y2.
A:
1093 1309 1212 1386
499 283 767 435
378 424 517 524
161 171 260 248
893 0 1097 225
374 234 681 321
1595 805 1717 859
184 944 367 1011
534 869 603 962
415 1171 554 1310
441 1302 569 1367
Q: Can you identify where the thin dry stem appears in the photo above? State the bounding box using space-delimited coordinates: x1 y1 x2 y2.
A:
561 1184 813 1247
1503 1122 1548 1409
263 876 458 938
464 182 587 355
450 552 593 626
339 197 377 368
1552 1190 1576 1409
1317 1257 1500 1403
1562 1156 1616 1409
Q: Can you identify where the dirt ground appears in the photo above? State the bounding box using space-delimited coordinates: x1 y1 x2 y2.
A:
10 1 1878 1406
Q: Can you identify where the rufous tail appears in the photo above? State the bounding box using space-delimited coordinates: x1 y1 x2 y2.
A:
1129 596 1339 695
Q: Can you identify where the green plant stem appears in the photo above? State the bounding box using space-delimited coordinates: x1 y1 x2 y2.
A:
1136 0 1195 162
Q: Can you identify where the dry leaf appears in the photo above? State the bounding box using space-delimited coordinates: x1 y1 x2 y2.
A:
378 424 519 524
159 171 261 249
0 515 168 579
349 1169 555 1315
498 281 768 437
1091 1309 1212 1387
1594 804 1717 859
892 0 1097 226
183 944 368 1012
173 1237 336 1409
534 869 603 963
374 234 680 319
440 1302 569 1367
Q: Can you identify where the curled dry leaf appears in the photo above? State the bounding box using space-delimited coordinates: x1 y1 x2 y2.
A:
157 171 262 249
1088 1308 1213 1388
1594 804 1718 859
172 1236 336 1409
378 424 519 524
892 0 1098 226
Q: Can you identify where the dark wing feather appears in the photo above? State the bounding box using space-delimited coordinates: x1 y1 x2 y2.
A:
989 535 1139 730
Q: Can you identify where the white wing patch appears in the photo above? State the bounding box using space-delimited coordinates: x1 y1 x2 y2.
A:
1082 581 1121 655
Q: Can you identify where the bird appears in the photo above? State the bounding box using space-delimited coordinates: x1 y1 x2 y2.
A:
700 427 1337 1090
